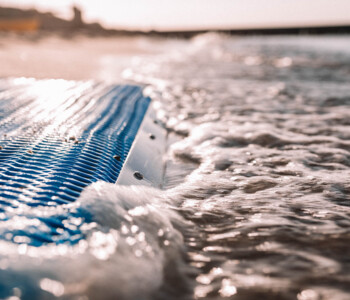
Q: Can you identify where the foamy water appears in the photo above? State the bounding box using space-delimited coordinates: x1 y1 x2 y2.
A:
1 34 350 300
127 34 350 299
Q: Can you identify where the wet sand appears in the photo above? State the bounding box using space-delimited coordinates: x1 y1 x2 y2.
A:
0 34 163 81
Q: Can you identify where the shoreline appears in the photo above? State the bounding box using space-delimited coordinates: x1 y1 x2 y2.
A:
1 6 350 39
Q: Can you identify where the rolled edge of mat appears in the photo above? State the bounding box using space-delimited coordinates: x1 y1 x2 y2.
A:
116 102 167 189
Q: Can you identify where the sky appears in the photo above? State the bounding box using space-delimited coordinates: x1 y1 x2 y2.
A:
1 0 350 31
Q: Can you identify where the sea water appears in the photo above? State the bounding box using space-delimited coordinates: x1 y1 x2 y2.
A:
1 34 350 300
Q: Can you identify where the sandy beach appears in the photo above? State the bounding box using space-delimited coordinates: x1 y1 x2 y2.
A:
0 34 165 80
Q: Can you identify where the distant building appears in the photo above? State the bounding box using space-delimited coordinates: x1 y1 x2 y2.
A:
71 6 83 29
0 18 39 32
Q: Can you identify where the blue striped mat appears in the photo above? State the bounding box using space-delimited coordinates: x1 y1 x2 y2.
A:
0 78 150 245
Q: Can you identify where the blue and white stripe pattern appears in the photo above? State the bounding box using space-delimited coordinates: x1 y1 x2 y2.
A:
0 79 150 245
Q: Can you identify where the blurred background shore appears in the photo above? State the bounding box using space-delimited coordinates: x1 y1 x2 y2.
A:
1 5 350 37
0 4 349 81
0 6 167 80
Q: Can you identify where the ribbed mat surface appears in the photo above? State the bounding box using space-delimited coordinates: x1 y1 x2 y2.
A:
0 78 150 245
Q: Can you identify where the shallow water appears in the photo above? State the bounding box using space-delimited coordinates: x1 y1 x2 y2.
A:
1 34 350 300
129 34 350 300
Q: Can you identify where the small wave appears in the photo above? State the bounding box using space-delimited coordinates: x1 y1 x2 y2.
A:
0 183 192 300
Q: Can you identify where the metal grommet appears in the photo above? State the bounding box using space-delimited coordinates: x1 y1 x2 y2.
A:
133 171 144 180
